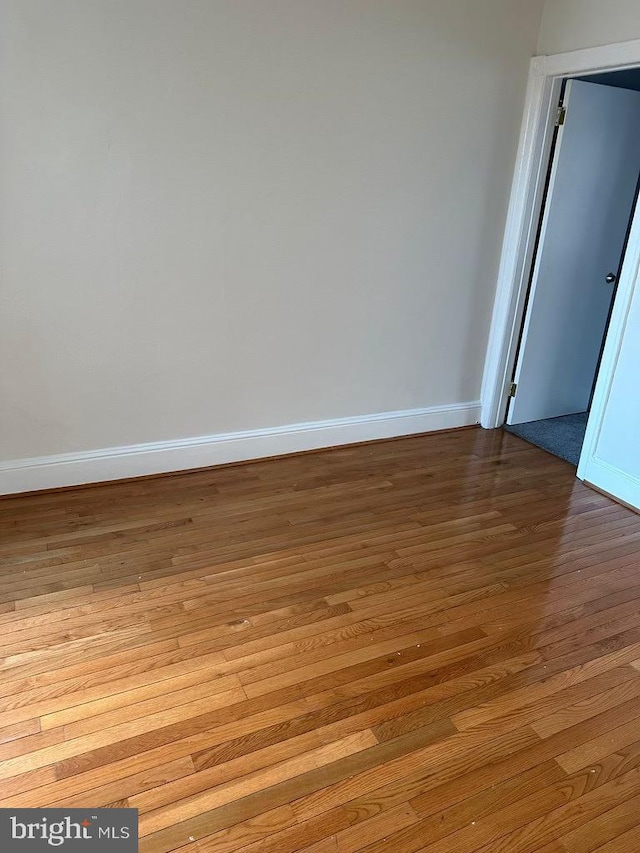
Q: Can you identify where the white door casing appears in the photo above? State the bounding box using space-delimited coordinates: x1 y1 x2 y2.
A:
481 39 640 432
482 39 640 510
507 79 640 425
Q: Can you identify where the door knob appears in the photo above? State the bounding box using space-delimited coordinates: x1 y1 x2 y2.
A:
606 272 617 284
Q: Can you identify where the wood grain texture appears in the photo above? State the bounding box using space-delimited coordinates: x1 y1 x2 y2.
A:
1 426 640 851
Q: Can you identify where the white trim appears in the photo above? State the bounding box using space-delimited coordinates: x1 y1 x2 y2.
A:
544 38 640 78
0 401 480 495
480 60 557 427
481 38 640 429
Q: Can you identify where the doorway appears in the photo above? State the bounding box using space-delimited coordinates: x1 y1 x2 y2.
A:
502 70 640 466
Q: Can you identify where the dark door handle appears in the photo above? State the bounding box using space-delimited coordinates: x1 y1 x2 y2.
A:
605 273 617 284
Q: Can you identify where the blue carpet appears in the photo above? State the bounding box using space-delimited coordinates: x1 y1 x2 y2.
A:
504 412 588 467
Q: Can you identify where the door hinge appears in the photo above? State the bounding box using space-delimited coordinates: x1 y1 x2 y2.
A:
509 382 518 398
555 105 566 127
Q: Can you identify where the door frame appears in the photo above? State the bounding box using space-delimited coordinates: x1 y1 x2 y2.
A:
481 39 640 441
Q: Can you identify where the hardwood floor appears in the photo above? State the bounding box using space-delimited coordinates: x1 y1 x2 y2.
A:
1 426 640 852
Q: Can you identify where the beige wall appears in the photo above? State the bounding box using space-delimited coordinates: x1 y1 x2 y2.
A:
0 0 543 461
538 0 640 55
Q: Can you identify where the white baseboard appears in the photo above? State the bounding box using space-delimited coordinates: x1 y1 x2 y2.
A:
0 401 480 496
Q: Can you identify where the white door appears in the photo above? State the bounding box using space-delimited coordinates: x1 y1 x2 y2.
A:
577 190 640 510
507 79 640 426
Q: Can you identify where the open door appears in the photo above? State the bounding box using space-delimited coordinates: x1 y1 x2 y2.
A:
507 79 640 426
577 188 640 511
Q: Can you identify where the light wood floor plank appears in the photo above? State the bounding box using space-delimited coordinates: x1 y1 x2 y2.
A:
1 428 639 852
